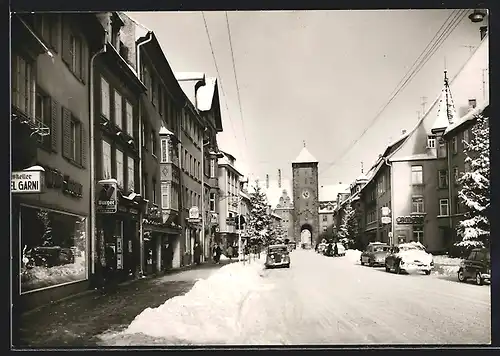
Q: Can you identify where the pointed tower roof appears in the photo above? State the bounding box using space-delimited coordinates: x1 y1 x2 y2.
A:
431 71 459 134
293 141 318 163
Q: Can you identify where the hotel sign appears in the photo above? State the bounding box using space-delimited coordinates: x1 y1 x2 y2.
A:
396 215 425 225
188 206 201 223
11 171 43 193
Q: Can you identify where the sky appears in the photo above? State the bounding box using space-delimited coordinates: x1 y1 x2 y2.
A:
128 9 485 200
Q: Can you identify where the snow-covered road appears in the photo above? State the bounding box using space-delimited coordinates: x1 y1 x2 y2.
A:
99 249 490 346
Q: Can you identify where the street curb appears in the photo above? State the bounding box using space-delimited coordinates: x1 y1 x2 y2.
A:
21 260 238 317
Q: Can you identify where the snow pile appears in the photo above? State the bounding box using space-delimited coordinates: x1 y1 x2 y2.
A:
432 255 462 277
101 257 271 345
346 249 362 264
21 255 86 293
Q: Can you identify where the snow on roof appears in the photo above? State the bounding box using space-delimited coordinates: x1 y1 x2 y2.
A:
431 75 459 133
159 125 174 135
390 153 436 162
175 72 206 81
197 77 217 111
293 146 318 163
444 99 489 136
355 173 368 181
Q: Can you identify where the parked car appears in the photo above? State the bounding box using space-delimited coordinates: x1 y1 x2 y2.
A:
317 242 327 254
288 242 296 251
360 242 390 267
385 242 433 275
323 242 346 257
457 247 490 285
265 244 290 268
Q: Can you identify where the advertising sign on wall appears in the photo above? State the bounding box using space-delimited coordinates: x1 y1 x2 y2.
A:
96 179 118 214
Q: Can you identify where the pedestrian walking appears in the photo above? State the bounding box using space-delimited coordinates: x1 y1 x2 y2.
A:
215 244 222 264
333 242 339 257
227 245 233 261
194 242 202 265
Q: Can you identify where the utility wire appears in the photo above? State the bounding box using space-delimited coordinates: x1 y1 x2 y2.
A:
319 9 468 177
225 12 250 161
201 11 244 161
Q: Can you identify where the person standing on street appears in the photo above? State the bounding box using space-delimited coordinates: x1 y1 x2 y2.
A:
227 245 233 261
215 244 222 264
194 242 202 265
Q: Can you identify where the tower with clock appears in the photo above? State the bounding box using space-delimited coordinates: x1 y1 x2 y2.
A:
292 141 319 248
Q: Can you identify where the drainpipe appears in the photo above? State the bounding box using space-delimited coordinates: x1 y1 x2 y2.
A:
135 31 153 275
446 139 454 243
90 43 107 282
383 157 394 246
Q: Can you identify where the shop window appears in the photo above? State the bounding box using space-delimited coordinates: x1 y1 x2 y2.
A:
20 205 87 294
438 170 449 189
439 199 449 216
101 77 110 119
411 196 424 213
116 149 124 189
12 53 33 116
411 165 423 185
127 156 135 193
102 140 112 179
160 138 169 163
125 100 133 137
161 182 170 209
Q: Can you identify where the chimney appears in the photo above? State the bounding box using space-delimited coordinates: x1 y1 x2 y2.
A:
402 129 407 135
480 26 488 40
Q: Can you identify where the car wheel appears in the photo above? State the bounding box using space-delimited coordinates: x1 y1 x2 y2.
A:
385 263 390 272
475 272 483 286
360 259 364 266
368 259 374 267
458 268 467 282
285 263 290 268
424 270 431 275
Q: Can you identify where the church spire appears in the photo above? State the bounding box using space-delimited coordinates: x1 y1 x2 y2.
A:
431 70 459 134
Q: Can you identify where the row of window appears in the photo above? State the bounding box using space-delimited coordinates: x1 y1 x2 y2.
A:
101 77 135 138
101 139 135 192
427 129 470 156
411 195 461 216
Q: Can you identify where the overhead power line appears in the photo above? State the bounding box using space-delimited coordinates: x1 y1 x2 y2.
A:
319 9 468 178
201 12 243 160
225 12 250 160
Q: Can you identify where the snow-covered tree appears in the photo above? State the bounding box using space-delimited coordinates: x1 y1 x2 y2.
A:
456 114 490 248
248 180 272 246
338 203 357 247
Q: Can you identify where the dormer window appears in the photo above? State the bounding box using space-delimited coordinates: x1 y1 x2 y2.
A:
468 98 477 109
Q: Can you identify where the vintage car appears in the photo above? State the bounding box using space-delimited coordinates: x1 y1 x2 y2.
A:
317 242 327 254
457 247 490 285
385 242 434 275
323 242 346 257
265 244 290 268
360 242 390 267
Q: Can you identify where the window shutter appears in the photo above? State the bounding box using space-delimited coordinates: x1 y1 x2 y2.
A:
81 125 87 168
75 120 82 165
50 99 59 152
61 106 71 158
61 17 71 66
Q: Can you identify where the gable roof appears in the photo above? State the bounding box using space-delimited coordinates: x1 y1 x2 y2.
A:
444 99 489 137
197 77 217 111
388 34 488 162
293 146 318 163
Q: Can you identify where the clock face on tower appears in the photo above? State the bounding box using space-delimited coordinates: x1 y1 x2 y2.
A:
302 189 310 199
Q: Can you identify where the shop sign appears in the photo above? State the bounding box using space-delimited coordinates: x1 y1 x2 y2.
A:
396 215 425 225
210 213 219 224
188 206 201 223
381 216 391 224
381 207 391 216
96 179 118 214
11 171 43 193
44 167 83 198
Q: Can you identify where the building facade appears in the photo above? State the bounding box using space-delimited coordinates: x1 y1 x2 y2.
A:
292 145 319 247
319 201 336 234
274 189 294 238
217 151 243 250
12 13 101 310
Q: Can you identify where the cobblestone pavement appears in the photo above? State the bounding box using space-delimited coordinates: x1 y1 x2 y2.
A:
15 261 235 348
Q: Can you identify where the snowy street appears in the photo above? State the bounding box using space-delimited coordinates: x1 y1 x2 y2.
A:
100 249 491 346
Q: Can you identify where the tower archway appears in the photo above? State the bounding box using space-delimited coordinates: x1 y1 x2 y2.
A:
300 223 313 248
